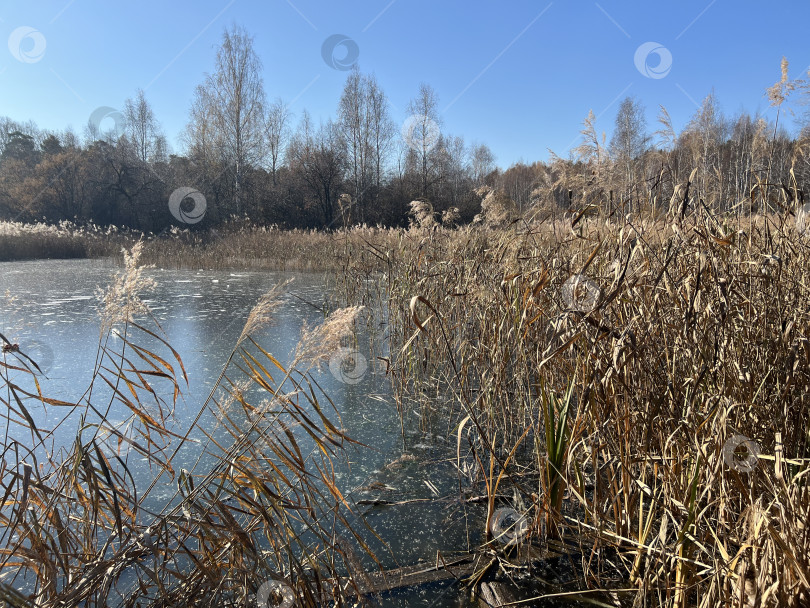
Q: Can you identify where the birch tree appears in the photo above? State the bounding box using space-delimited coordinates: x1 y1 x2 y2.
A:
265 98 290 186
609 97 648 209
185 25 266 215
124 89 167 164
406 83 442 197
338 68 394 221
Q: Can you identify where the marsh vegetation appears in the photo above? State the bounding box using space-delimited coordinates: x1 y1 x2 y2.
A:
2 44 810 608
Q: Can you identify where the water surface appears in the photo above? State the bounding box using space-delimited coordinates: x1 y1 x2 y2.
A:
0 259 483 606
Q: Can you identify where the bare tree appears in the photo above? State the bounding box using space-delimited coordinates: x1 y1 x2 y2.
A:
287 112 345 226
470 143 495 185
124 89 167 164
435 134 467 209
186 24 266 215
366 74 395 191
183 83 225 218
406 83 442 197
337 68 395 221
338 68 370 221
682 91 724 199
185 84 219 164
609 97 648 209
725 112 763 206
265 98 290 185
497 162 539 213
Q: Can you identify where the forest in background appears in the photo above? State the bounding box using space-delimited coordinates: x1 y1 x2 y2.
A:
1 25 810 233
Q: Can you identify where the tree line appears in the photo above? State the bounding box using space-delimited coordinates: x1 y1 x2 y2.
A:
1 26 809 232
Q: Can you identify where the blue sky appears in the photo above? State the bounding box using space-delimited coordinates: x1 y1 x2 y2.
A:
1 1 809 168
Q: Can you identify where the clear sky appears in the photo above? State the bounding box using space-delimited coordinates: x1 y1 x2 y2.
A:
1 1 809 168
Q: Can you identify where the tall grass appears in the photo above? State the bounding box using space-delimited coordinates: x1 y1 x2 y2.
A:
0 220 125 260
0 218 401 272
0 242 377 606
363 178 810 606
3 174 810 606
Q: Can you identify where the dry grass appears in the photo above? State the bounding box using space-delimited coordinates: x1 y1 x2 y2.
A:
3 169 810 606
357 179 810 607
0 219 401 272
137 222 400 272
0 245 377 607
0 220 125 261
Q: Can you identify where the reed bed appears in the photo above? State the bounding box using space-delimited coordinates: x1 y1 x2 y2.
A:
138 223 400 273
2 176 809 606
354 182 810 606
0 219 400 272
0 220 125 261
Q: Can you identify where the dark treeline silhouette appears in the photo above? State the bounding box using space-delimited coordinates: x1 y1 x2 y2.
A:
1 27 809 232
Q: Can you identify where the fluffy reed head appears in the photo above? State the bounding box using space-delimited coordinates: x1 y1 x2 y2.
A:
293 305 366 372
98 241 156 330
237 278 292 345
408 200 437 229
